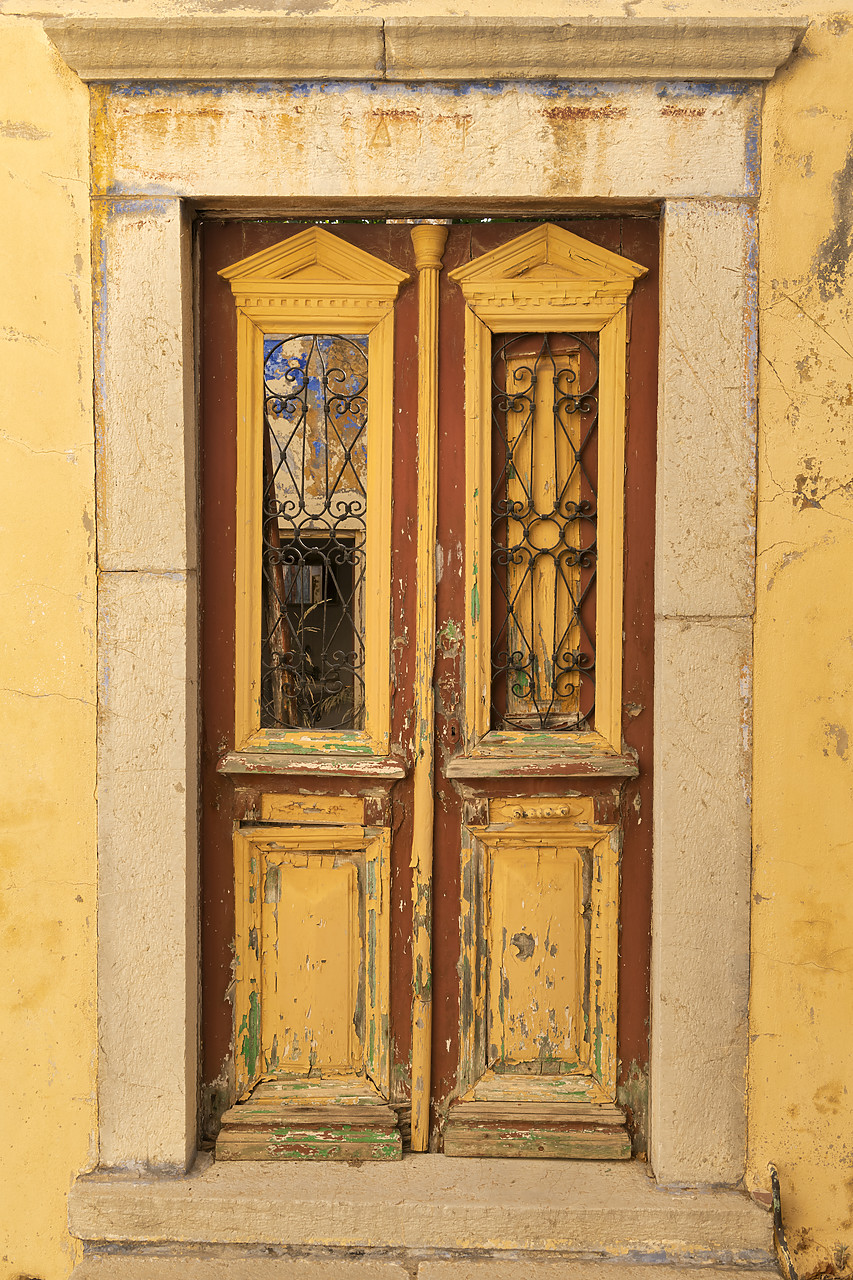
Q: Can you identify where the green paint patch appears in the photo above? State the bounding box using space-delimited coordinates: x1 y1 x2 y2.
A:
616 1059 649 1156
260 733 371 756
471 582 480 624
267 1126 402 1160
438 619 462 644
241 988 261 1080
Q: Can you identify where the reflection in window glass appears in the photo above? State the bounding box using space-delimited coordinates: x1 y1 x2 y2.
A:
260 334 368 730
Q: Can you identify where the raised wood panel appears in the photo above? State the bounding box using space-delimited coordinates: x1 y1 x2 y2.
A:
459 809 620 1102
260 793 364 823
233 824 391 1099
262 855 360 1073
487 845 584 1069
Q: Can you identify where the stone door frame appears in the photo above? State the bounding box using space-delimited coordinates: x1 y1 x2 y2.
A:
47 15 803 1184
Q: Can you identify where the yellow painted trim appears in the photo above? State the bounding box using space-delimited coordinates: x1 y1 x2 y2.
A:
233 828 263 1098
463 307 492 751
595 309 628 749
461 293 632 333
260 794 364 823
447 223 647 288
450 224 646 755
234 312 264 746
220 225 410 290
364 310 395 752
409 222 450 1154
233 822 391 1099
488 796 594 824
222 230 409 756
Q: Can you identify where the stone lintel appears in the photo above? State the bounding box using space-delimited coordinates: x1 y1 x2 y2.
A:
44 15 805 84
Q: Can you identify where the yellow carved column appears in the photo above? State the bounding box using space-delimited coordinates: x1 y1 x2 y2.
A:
410 221 449 1151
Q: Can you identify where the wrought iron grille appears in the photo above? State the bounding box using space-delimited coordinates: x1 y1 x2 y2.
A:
491 333 599 732
260 334 368 730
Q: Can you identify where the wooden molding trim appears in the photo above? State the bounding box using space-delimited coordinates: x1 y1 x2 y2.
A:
221 228 407 757
408 223 450 1154
44 15 805 84
449 224 647 755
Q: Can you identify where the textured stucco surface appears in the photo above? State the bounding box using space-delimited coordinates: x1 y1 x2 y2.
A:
0 16 97 1280
1 5 853 1279
69 1157 772 1256
0 0 848 17
95 199 196 572
652 617 752 1183
92 80 758 204
650 199 755 1186
97 568 198 1169
749 17 853 1275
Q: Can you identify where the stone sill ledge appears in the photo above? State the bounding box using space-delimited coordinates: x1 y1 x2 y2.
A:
44 16 806 84
70 1155 773 1260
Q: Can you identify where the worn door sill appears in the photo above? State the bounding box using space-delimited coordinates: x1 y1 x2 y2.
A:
70 1155 773 1263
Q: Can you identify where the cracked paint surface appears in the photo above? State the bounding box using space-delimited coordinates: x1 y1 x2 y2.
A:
751 17 853 1277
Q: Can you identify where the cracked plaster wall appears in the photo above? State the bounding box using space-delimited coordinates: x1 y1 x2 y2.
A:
1 3 853 1279
0 16 97 1280
749 16 853 1277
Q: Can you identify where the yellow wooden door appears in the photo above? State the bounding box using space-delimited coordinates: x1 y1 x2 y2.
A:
199 218 658 1161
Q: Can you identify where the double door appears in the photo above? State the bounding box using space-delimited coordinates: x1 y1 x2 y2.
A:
199 217 657 1159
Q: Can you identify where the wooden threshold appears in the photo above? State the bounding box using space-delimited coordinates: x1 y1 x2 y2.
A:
444 1100 630 1159
216 1077 402 1162
444 1069 631 1159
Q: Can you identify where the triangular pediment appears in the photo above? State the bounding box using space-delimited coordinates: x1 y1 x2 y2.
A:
448 224 647 288
219 227 409 290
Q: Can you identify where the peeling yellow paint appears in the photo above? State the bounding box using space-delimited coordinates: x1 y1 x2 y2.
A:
751 18 853 1275
459 810 619 1102
222 228 407 757
3 2 853 1268
450 224 645 756
234 824 391 1099
489 845 584 1067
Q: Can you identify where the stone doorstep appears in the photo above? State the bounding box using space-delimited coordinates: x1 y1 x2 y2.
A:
69 1156 774 1261
73 1263 784 1280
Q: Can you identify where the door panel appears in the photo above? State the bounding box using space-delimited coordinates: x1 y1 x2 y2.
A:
199 217 658 1158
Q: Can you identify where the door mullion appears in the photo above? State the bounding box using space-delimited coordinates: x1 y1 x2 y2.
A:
409 222 450 1153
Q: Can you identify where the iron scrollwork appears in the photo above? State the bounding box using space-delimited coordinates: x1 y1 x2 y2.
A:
261 333 368 731
491 333 599 732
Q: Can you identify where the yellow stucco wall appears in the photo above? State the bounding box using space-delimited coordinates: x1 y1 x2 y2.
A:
1 5 853 1278
0 18 97 1280
750 16 853 1275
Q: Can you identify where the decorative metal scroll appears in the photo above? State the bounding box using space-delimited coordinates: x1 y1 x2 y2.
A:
261 334 368 730
491 333 599 732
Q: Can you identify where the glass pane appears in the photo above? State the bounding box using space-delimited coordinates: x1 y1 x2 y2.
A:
491 333 598 732
260 334 368 730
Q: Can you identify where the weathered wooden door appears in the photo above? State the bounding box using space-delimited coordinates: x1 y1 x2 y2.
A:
199 218 658 1160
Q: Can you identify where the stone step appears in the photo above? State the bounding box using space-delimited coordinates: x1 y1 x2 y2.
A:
74 1261 782 1280
69 1155 774 1264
